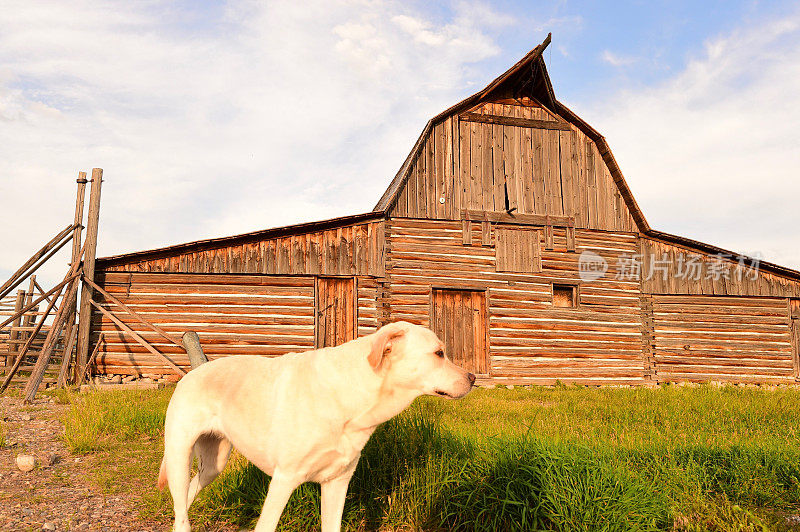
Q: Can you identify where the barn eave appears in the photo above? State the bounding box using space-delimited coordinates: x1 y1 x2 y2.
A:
95 210 386 268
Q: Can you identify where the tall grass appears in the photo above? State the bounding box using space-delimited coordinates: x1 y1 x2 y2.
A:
62 388 170 453
63 385 800 531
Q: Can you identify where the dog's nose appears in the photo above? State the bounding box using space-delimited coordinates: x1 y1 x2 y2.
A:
467 373 476 385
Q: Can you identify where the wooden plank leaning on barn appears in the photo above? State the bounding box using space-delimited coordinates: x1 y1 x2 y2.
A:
89 300 187 376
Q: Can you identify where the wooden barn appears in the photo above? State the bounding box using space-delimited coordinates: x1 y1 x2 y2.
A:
89 35 800 386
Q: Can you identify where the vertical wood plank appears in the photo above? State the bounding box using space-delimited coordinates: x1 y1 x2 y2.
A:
462 219 472 246
77 168 103 372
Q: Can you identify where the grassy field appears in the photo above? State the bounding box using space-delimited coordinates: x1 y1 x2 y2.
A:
58 384 800 531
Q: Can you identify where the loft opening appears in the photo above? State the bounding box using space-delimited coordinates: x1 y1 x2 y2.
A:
552 283 577 308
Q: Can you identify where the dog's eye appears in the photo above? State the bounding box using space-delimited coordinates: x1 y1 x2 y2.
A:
435 349 445 358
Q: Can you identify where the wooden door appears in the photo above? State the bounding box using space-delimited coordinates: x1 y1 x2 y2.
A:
430 289 488 374
316 277 356 348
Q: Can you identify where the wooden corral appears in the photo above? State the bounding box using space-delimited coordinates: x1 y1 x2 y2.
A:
89 34 800 386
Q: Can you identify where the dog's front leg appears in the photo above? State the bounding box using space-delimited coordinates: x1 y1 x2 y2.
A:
253 471 301 532
320 462 357 532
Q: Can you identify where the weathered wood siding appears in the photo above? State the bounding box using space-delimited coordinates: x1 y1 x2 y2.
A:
391 99 637 232
91 272 380 375
646 294 795 383
640 237 800 297
384 218 646 385
100 221 385 277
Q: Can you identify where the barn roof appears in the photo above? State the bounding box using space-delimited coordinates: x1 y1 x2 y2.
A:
96 211 383 268
96 35 800 284
373 33 650 232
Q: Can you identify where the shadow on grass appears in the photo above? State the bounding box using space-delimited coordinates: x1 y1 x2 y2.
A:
190 407 671 531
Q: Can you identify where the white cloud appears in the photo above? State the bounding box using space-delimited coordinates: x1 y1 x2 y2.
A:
581 12 800 269
0 0 509 285
600 49 636 67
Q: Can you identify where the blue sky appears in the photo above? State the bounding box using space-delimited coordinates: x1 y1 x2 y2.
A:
1 0 799 286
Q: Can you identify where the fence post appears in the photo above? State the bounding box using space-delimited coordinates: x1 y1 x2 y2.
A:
5 290 25 370
76 168 102 376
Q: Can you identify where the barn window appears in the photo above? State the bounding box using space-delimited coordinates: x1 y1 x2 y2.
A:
495 227 541 272
552 284 577 308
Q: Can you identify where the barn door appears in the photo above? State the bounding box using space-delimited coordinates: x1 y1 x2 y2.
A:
430 289 488 374
315 277 356 348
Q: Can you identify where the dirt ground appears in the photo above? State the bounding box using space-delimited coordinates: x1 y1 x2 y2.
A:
0 392 165 532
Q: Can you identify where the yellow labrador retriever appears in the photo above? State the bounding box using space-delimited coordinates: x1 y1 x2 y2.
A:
159 321 475 532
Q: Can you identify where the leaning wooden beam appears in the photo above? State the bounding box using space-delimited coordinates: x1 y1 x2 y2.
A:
0 274 79 330
23 278 80 402
89 300 187 375
32 278 53 304
76 333 104 386
0 229 75 301
0 224 74 297
0 284 65 393
82 276 183 347
76 169 103 376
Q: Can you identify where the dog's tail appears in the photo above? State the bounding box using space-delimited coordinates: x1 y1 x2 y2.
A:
157 456 168 490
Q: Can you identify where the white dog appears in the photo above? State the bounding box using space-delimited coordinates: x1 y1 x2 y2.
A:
158 321 475 532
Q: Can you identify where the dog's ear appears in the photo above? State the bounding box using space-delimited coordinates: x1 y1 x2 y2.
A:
368 323 408 370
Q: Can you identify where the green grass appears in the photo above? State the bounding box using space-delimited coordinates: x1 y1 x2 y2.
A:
60 385 800 531
62 388 169 453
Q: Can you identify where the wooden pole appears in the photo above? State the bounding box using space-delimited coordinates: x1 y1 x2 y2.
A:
0 224 74 298
22 277 38 340
89 300 187 375
71 172 88 269
24 279 80 401
67 172 87 383
181 331 208 369
0 284 65 393
76 168 102 376
82 276 183 347
0 230 74 302
5 290 25 369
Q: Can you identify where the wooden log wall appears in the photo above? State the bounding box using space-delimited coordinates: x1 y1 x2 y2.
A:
648 294 795 383
640 237 800 298
91 271 380 375
100 221 385 277
391 98 637 233
384 218 646 385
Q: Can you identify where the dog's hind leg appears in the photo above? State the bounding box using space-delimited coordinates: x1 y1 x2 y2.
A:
253 470 301 532
165 430 196 532
187 433 232 507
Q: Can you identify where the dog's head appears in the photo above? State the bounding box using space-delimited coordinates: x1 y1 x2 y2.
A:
368 321 475 399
